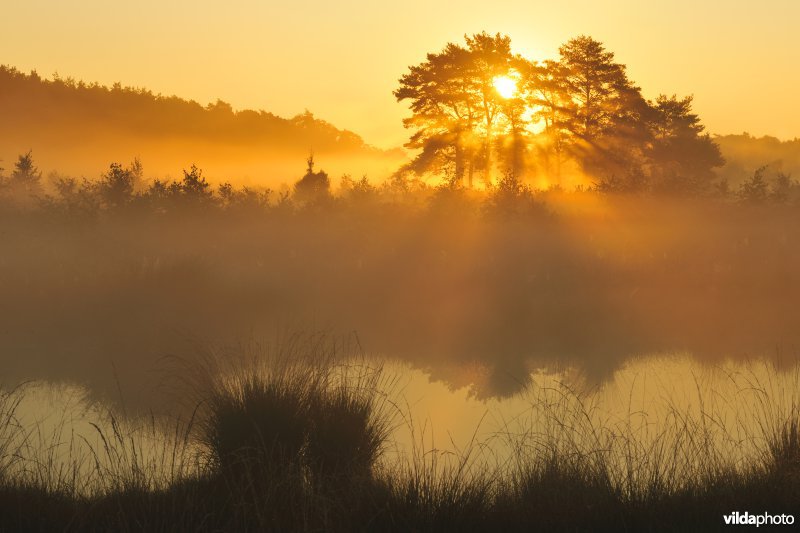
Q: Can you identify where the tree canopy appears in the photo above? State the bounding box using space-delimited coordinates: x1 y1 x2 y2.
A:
396 33 724 195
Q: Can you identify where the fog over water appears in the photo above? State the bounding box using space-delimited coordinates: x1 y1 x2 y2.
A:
1 192 798 411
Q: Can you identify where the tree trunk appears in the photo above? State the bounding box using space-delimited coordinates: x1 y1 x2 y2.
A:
468 157 474 188
454 132 465 186
484 128 493 187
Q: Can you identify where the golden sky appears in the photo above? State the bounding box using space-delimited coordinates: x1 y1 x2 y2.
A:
2 0 798 149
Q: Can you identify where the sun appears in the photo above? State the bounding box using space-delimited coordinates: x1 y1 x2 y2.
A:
493 75 517 98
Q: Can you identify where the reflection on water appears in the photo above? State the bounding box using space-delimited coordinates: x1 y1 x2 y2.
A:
5 353 797 492
385 354 799 475
3 382 199 493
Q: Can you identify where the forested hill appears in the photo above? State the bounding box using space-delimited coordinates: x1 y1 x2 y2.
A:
0 65 405 185
715 133 800 186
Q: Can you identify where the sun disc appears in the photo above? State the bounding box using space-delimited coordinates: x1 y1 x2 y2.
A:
493 75 517 98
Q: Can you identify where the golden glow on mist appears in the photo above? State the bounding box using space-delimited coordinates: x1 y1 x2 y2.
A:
493 75 517 98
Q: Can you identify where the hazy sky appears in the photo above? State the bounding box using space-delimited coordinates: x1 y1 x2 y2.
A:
2 0 798 149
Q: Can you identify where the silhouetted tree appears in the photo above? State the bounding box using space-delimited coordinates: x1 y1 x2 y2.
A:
485 170 544 217
646 95 724 195
52 176 100 216
556 36 650 182
129 157 144 191
141 178 176 212
464 32 517 186
739 165 770 203
10 150 43 196
218 181 271 211
395 41 478 184
521 59 571 183
97 162 135 208
770 172 797 203
293 154 331 205
395 32 515 187
495 57 533 180
180 164 212 201
340 174 378 203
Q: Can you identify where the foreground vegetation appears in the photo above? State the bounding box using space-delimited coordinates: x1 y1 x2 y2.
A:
0 341 798 531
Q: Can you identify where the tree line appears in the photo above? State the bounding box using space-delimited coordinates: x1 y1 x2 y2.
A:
395 33 728 195
0 152 389 218
1 150 797 224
